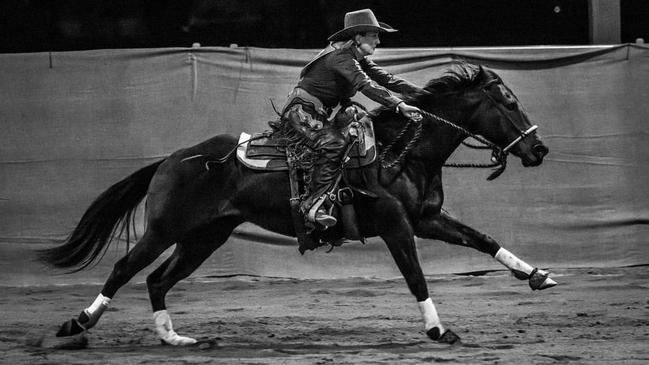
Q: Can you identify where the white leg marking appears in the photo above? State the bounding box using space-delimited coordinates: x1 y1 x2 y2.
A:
418 297 444 332
153 310 197 346
83 293 111 328
495 248 534 275
87 293 111 313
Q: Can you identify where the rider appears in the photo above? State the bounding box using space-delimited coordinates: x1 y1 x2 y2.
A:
281 8 424 227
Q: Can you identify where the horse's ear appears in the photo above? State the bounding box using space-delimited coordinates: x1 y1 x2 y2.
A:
475 64 490 83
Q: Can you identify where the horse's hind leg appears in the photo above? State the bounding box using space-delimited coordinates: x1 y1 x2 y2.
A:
56 229 173 337
146 217 240 346
417 212 557 290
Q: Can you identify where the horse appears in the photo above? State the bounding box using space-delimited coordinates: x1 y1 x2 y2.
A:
40 62 554 346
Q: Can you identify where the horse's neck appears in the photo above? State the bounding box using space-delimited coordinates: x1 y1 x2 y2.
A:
376 92 478 155
425 95 478 157
415 109 471 165
434 121 470 164
374 105 470 194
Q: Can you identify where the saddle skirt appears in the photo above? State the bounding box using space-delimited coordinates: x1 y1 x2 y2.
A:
237 119 377 171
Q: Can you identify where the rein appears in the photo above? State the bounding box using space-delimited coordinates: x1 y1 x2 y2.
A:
378 119 423 169
378 110 509 180
378 78 540 181
422 110 509 181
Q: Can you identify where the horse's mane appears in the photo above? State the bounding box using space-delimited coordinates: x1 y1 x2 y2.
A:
422 62 490 95
372 62 496 119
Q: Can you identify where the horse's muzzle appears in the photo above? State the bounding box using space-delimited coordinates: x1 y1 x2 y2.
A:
523 143 549 167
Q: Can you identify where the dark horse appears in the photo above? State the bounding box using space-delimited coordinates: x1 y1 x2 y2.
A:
41 63 554 346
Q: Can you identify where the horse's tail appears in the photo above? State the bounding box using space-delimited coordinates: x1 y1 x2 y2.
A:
38 159 165 272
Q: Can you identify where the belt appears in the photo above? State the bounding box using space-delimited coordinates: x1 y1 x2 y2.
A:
282 87 335 118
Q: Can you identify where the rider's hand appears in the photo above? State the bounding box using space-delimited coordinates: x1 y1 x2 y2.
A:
397 102 423 122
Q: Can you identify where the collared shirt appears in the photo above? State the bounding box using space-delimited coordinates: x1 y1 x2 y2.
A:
297 42 421 109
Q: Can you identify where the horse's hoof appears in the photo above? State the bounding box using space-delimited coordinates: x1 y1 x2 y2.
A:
529 268 557 291
55 318 86 337
438 329 461 344
161 335 197 346
426 327 461 344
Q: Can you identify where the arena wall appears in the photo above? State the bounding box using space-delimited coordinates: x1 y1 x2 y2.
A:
1 44 647 280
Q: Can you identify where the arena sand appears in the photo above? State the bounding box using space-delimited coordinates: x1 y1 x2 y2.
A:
1 264 648 364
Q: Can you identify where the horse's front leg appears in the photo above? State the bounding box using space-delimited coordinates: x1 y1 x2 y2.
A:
380 219 460 344
415 212 556 290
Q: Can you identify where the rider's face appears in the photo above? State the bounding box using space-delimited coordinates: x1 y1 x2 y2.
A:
355 32 380 56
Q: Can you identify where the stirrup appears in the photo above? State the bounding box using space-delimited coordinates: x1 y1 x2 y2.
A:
307 195 336 228
314 210 337 227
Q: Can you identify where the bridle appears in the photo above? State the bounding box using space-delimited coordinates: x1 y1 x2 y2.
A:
379 79 540 180
481 79 539 155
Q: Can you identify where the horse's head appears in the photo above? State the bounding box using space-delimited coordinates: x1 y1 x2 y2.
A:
417 63 549 168
465 65 549 167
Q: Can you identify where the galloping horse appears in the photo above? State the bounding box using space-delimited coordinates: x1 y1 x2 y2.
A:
41 63 555 346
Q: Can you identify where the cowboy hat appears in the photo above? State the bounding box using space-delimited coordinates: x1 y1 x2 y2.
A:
327 9 397 42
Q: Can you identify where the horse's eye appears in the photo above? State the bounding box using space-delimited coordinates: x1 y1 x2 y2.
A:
503 98 518 110
499 88 518 110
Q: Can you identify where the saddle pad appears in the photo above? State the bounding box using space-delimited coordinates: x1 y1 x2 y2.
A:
246 134 289 159
237 133 290 171
237 121 377 171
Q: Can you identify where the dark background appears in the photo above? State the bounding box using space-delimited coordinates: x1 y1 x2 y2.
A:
0 0 647 52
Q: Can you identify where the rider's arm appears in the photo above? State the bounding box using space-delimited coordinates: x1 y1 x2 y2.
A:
328 51 403 108
328 51 421 119
361 58 426 97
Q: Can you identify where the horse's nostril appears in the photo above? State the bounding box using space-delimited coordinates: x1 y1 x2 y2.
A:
532 144 549 157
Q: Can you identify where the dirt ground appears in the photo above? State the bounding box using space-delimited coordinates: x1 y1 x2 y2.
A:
1 266 648 364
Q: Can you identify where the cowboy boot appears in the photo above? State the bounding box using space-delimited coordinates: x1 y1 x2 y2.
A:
302 156 338 228
301 129 346 227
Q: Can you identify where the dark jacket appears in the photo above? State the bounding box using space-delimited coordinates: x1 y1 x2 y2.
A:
297 41 421 109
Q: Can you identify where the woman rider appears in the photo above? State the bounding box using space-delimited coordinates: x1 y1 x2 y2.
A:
281 8 424 227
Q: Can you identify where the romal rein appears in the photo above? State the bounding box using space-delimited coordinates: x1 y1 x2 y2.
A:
379 80 539 181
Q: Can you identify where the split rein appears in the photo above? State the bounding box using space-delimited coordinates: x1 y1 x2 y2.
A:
378 110 509 181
